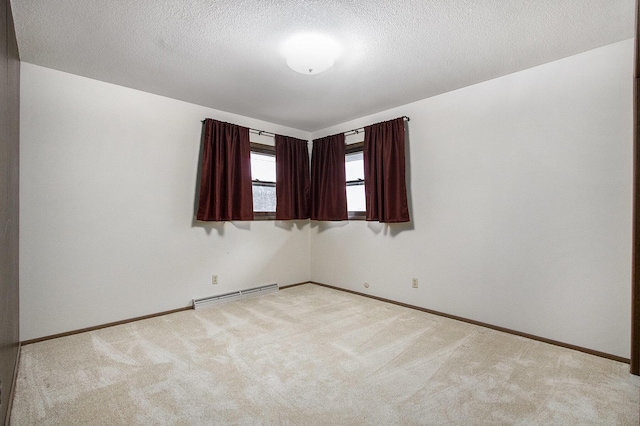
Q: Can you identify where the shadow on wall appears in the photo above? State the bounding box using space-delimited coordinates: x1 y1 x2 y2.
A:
367 221 414 237
192 217 308 235
192 122 207 227
404 121 415 232
310 220 349 234
276 221 309 231
191 219 253 236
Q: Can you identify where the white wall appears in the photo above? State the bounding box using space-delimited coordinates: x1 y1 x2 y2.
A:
20 63 311 341
310 39 634 358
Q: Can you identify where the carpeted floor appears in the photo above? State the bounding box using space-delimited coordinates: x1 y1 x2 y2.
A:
9 284 640 425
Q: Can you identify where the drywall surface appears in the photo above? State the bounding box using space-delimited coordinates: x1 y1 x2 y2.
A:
310 39 634 358
20 63 311 341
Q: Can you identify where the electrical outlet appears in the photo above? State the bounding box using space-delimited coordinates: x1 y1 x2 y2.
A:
364 282 370 288
212 275 218 285
412 278 418 288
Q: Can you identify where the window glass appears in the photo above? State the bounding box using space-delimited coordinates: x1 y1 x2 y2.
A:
347 185 365 212
250 151 276 214
253 184 276 212
251 152 276 182
346 151 365 212
345 151 364 181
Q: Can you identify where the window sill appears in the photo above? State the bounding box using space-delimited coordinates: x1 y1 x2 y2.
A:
254 212 276 220
254 212 366 221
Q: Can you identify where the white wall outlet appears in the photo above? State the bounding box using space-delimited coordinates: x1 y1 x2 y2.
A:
212 275 218 285
412 278 418 288
364 282 370 288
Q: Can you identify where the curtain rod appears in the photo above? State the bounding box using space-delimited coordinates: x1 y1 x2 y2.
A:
343 116 410 137
200 119 276 138
201 115 410 139
249 129 276 138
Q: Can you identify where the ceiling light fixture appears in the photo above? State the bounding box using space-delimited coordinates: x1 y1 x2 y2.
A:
282 33 341 75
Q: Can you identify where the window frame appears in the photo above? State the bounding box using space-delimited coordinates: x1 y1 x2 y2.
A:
251 141 366 221
345 142 366 220
250 142 276 220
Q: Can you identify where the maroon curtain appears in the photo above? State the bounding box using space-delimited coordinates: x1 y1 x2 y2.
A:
196 119 253 221
311 134 348 220
364 117 410 223
275 135 310 220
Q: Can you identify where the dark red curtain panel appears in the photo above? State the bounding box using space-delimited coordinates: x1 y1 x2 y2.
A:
275 135 310 220
364 117 410 223
310 134 348 220
196 119 253 221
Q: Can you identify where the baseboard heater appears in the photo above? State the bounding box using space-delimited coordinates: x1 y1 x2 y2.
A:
192 283 279 310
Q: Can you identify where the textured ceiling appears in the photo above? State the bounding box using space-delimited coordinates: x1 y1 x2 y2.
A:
11 0 635 132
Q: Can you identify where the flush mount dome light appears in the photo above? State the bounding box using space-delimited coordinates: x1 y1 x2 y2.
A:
283 33 341 75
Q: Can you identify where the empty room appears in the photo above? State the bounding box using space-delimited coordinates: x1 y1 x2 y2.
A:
1 0 640 424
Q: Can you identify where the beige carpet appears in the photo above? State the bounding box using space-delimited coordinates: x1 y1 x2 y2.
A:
10 284 640 425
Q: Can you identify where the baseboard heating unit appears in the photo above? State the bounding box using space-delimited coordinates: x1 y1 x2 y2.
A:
193 283 279 309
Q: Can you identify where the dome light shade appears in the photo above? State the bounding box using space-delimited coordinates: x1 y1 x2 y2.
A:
283 33 341 75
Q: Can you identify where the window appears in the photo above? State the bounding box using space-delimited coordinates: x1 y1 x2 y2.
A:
250 143 276 219
251 140 365 221
346 142 365 220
